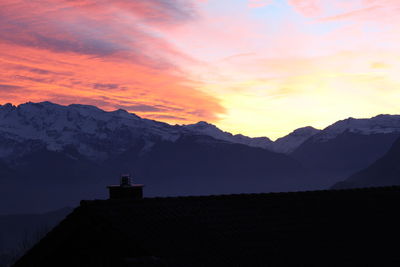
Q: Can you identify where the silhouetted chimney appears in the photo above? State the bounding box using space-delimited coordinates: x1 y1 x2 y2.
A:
107 174 144 200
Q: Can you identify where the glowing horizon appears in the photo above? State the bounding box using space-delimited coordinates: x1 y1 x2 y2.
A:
1 0 400 139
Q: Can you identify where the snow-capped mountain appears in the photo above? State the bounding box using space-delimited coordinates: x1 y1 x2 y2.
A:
271 126 320 154
2 102 400 164
291 115 400 187
312 115 400 142
0 102 274 161
182 121 272 149
0 102 184 161
268 115 400 153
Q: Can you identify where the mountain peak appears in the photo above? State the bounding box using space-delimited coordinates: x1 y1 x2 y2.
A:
0 101 276 161
68 103 102 110
111 108 141 119
271 126 321 154
291 126 320 135
315 114 400 141
192 121 215 127
183 121 272 149
0 102 16 110
38 101 58 106
21 101 61 108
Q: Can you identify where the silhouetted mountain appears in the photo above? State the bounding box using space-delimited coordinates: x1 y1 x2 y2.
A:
14 187 400 266
291 116 400 186
333 137 400 189
0 207 72 266
0 134 314 214
133 135 313 196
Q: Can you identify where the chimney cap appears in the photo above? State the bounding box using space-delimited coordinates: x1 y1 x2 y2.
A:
107 174 144 200
107 174 144 188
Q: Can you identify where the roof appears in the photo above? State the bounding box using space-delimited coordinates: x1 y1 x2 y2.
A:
14 186 400 266
107 184 144 188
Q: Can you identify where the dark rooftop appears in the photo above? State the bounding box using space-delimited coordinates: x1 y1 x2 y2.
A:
14 186 400 266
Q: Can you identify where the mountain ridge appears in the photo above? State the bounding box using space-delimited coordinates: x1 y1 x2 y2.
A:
4 101 400 157
0 102 277 160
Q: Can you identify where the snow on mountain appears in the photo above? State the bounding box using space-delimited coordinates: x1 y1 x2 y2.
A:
0 102 273 161
0 102 182 160
271 127 320 154
2 102 400 161
313 115 400 142
182 121 272 149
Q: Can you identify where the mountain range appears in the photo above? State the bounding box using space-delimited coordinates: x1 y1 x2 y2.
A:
1 101 400 213
0 101 317 159
291 116 400 186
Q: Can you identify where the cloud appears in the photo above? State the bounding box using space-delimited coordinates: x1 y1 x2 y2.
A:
248 0 274 8
0 0 196 67
288 0 323 17
93 83 120 90
0 40 225 124
288 0 400 22
120 104 164 113
14 75 54 84
371 62 390 69
0 0 226 124
318 6 384 22
145 114 187 121
12 65 70 76
0 84 23 90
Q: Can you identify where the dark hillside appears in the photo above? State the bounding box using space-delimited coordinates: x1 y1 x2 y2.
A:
0 207 72 266
333 137 400 189
134 135 313 196
1 135 313 214
291 132 400 186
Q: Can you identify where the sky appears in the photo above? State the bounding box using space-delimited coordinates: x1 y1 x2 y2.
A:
1 0 400 139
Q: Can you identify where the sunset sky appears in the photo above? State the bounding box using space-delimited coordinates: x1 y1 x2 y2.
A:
1 0 400 139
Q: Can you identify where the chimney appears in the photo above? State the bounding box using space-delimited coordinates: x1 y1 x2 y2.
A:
107 174 144 200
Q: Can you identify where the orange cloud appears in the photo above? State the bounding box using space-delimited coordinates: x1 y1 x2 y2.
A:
0 0 224 124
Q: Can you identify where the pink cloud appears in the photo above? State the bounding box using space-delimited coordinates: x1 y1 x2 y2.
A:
288 0 324 17
0 0 225 124
288 0 400 22
0 0 197 67
248 0 274 8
